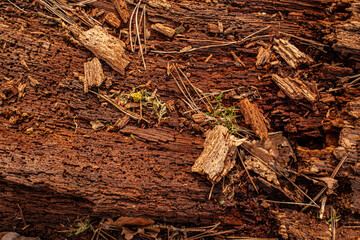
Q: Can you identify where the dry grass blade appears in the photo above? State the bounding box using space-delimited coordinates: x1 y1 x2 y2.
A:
170 66 200 113
242 145 319 208
188 229 237 240
237 149 259 194
7 0 27 13
135 2 146 69
152 26 271 54
178 68 213 111
129 1 141 52
40 0 75 25
331 207 336 240
88 89 149 123
262 199 318 207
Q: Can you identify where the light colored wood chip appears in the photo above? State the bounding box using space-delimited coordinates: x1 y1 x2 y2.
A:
256 46 272 67
83 57 105 93
151 23 175 38
192 125 245 183
273 38 313 68
71 25 130 75
272 74 317 102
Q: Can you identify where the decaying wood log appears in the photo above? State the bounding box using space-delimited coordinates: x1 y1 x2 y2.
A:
83 57 105 93
70 25 130 75
114 0 130 23
192 125 244 183
271 74 317 102
273 38 314 68
239 98 268 140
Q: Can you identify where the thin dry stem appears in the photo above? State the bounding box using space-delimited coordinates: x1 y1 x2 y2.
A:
237 149 259 194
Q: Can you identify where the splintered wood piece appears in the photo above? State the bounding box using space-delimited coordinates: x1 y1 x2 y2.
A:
239 98 268 140
256 46 272 67
151 23 175 38
192 125 245 183
114 0 130 23
83 57 105 93
105 12 121 28
72 25 130 75
273 38 313 68
346 100 360 118
271 74 317 102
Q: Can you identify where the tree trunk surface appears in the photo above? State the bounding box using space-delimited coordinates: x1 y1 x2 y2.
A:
0 0 359 239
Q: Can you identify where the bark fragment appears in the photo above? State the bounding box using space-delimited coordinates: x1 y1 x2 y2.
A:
192 125 244 183
105 12 121 28
72 25 130 75
271 74 317 102
114 0 130 24
273 38 314 68
239 98 268 140
83 57 105 93
151 23 175 38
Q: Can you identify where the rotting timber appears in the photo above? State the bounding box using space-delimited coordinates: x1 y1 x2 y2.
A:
0 0 360 239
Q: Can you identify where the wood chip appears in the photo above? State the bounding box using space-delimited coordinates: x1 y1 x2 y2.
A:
346 100 360 118
273 38 313 68
256 46 272 67
114 0 130 23
151 23 175 38
105 12 121 28
83 57 105 93
192 125 245 183
272 74 317 102
71 25 130 75
239 98 268 140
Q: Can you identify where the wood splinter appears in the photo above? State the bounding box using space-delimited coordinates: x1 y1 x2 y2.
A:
239 98 268 140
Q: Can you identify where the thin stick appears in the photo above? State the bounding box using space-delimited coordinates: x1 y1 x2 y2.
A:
152 26 271 54
237 149 259 194
262 199 317 207
331 207 336 240
88 89 148 123
208 183 215 200
301 154 348 212
7 0 27 13
17 204 27 229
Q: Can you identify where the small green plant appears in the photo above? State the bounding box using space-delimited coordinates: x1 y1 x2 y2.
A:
118 88 167 124
206 93 252 137
68 218 92 237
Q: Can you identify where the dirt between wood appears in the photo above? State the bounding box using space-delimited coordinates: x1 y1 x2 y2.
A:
0 0 359 239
